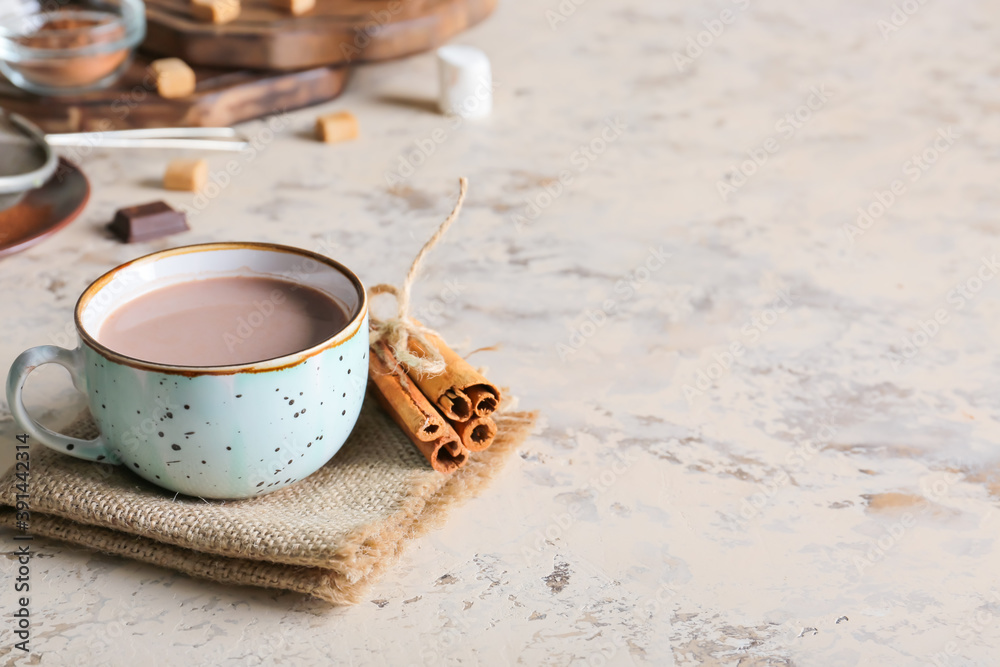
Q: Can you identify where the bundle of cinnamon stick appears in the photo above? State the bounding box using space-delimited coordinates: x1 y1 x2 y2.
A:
368 334 502 474
364 177 502 473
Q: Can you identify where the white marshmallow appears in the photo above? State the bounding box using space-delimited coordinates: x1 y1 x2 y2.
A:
437 45 492 119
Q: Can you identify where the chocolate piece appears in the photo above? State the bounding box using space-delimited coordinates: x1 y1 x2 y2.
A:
108 201 189 243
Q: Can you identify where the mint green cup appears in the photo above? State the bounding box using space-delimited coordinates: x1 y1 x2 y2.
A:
6 243 369 499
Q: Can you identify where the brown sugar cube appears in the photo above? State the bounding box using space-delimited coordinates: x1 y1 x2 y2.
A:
149 58 196 99
316 111 359 144
270 0 314 15
163 159 208 192
191 0 240 24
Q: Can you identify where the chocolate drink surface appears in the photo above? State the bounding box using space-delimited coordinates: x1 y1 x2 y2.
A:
98 276 351 366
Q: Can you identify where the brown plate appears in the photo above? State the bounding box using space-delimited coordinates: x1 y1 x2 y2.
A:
0 158 89 258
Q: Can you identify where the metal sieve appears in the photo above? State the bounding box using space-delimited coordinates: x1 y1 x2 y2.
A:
0 111 58 212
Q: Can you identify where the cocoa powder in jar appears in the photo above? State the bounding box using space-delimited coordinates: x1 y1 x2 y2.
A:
13 11 128 89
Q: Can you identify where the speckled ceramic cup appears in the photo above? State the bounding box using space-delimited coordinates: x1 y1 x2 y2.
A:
6 243 369 499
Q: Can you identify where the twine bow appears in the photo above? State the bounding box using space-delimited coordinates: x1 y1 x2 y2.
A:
369 178 468 377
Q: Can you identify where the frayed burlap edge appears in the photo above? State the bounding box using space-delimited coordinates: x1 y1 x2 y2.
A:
0 412 536 605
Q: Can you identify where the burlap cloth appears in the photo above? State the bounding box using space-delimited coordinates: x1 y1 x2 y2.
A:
0 402 536 604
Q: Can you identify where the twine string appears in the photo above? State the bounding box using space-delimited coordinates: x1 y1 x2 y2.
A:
369 178 468 377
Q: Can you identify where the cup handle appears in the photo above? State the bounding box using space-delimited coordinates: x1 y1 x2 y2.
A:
6 345 118 464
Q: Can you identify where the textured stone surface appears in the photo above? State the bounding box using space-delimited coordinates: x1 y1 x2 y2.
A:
2 0 999 664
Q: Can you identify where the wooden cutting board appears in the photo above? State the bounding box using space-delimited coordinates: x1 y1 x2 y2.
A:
0 57 350 132
143 0 497 70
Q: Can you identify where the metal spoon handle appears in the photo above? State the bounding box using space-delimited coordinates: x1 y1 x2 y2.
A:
44 137 250 152
48 127 241 140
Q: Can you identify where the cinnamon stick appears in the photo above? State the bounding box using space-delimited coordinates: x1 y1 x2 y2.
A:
368 342 467 474
407 328 502 422
438 387 472 422
426 436 468 473
369 342 448 441
373 389 468 473
454 416 497 452
465 387 499 418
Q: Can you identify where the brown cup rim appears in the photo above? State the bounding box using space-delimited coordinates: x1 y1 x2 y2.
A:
74 242 368 377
